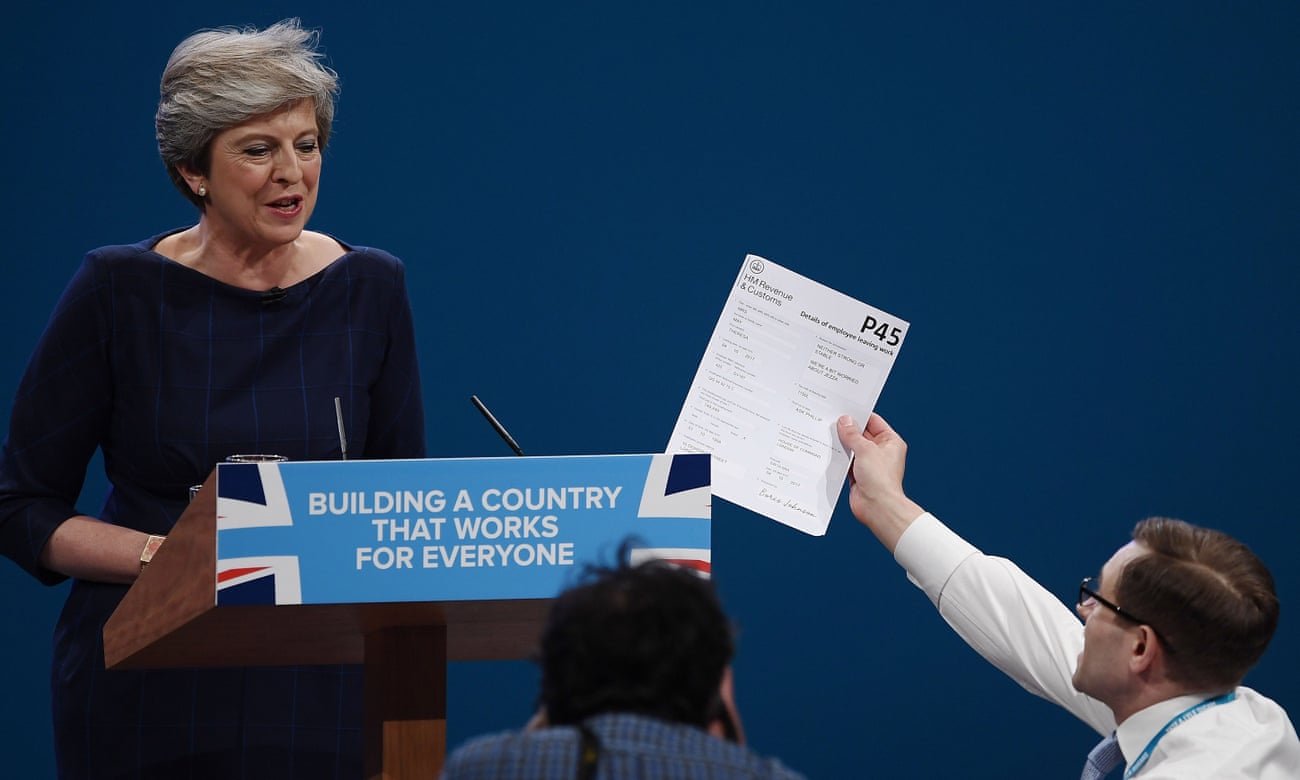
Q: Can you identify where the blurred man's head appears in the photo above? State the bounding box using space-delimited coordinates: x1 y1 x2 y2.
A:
538 555 734 729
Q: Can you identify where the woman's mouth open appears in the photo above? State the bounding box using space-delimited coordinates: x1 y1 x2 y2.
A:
266 195 303 217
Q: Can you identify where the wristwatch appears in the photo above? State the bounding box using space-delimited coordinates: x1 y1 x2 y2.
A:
139 534 166 574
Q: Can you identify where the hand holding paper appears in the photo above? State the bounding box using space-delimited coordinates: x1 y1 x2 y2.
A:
667 255 908 535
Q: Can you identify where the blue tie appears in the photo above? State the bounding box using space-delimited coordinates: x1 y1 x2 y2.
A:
1081 732 1124 780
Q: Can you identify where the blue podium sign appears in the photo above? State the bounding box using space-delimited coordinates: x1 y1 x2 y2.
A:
215 453 710 606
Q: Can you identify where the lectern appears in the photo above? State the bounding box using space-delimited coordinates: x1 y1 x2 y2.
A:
103 453 711 778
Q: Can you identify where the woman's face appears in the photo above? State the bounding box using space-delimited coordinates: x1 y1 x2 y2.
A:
197 100 322 253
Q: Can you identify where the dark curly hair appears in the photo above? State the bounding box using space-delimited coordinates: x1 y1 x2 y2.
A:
538 551 733 727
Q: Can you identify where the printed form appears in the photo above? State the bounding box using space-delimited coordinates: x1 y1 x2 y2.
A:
666 256 908 535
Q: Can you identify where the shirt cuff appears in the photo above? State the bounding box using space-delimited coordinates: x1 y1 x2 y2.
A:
893 512 981 607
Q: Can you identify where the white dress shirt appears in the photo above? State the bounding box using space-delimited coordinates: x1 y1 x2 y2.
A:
893 512 1300 779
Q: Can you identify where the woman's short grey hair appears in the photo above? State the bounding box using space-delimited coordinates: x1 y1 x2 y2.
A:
156 18 340 209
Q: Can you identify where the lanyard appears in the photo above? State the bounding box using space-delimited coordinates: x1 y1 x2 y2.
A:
1123 692 1237 778
576 722 600 780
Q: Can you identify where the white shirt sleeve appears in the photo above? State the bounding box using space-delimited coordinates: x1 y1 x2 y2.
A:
893 512 1116 735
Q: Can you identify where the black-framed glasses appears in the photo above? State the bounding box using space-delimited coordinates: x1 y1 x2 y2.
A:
1078 576 1175 652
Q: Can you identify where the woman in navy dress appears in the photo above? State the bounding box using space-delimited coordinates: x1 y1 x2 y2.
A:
0 19 425 778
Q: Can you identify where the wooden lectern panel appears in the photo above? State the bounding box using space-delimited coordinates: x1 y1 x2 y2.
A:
365 626 448 778
103 469 553 779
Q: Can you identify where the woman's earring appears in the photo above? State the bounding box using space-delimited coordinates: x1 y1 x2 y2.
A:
197 185 207 197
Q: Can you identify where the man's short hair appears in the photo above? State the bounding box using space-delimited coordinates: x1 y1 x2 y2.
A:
538 553 734 728
1120 516 1279 690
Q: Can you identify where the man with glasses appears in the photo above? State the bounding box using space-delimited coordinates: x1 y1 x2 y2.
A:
836 413 1298 778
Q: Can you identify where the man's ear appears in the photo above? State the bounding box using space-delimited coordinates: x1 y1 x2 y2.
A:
706 665 745 745
1129 625 1161 675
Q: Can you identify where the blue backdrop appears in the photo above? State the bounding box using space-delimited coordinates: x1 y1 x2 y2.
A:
1 2 1296 776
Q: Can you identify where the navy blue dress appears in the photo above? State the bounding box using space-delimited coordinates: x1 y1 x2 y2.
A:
0 231 426 779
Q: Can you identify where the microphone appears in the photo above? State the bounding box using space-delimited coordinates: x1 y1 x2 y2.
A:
470 395 525 456
334 396 349 460
261 286 287 305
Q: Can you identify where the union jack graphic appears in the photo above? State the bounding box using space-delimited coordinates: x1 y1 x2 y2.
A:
216 462 302 605
636 452 710 519
629 546 712 577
